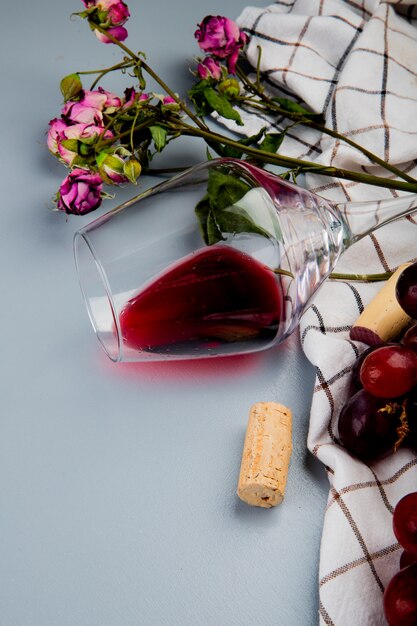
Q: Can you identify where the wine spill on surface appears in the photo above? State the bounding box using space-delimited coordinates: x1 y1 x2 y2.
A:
119 245 283 357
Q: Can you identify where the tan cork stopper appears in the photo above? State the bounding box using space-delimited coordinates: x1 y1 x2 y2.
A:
350 263 412 345
237 402 292 508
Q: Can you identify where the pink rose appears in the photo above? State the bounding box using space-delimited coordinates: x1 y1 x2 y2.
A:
106 1 130 26
47 118 69 155
56 123 113 166
123 87 139 108
57 169 103 215
197 56 222 81
97 87 122 110
82 0 129 25
195 16 247 74
62 100 104 126
95 25 128 43
79 90 108 109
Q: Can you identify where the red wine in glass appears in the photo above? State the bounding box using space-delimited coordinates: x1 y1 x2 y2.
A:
119 245 283 357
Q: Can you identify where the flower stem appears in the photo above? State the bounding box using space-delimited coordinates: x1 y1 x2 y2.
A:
77 59 135 89
272 268 393 281
91 23 208 132
176 119 417 193
236 66 416 184
328 271 393 281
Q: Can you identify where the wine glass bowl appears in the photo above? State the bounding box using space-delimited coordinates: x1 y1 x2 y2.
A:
73 158 417 362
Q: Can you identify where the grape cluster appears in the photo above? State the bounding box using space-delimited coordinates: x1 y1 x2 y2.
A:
337 263 417 463
384 492 417 626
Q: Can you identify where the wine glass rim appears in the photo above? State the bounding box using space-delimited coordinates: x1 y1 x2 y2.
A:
73 230 122 362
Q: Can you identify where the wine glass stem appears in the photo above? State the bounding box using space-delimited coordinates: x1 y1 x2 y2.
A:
337 194 417 245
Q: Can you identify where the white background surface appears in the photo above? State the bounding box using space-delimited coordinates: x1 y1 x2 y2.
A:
1 1 328 624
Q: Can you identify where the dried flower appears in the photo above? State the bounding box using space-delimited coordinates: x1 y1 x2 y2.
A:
80 0 130 43
55 123 113 166
194 16 247 74
46 4 417 218
95 25 128 43
197 56 223 81
57 168 104 215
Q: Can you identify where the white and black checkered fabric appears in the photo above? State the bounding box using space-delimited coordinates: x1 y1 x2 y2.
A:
229 1 417 624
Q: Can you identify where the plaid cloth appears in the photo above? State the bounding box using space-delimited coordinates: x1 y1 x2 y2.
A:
227 1 417 624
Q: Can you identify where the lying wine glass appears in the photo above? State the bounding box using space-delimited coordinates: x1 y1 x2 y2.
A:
73 157 417 362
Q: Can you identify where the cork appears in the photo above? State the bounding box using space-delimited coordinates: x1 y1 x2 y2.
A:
350 263 412 345
237 402 292 508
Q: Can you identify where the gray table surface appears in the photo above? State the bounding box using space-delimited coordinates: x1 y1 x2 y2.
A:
2 1 328 624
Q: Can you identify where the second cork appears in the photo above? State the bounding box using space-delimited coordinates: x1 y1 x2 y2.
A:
237 402 293 508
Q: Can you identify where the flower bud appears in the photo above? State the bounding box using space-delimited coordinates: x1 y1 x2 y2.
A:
197 56 223 81
123 158 142 184
160 95 181 112
96 151 128 185
95 25 128 43
218 78 240 99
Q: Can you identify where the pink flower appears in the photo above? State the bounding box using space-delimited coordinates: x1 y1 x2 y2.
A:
123 87 141 108
138 92 150 102
57 169 103 215
62 89 122 125
194 15 247 73
197 56 222 81
56 123 113 166
79 90 108 109
97 87 122 110
82 0 129 25
62 100 104 126
47 118 69 155
95 25 128 43
162 96 176 105
106 1 130 26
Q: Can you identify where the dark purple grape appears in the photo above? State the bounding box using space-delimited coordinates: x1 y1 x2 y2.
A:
403 324 417 354
400 550 417 569
396 263 417 319
393 493 417 556
384 563 417 626
337 389 402 462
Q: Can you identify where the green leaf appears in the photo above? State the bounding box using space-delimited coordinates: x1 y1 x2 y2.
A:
271 97 323 120
60 73 83 103
214 206 271 240
206 210 224 245
195 168 274 245
188 80 214 117
259 132 285 154
194 196 211 244
149 125 167 152
239 127 267 147
207 169 252 211
203 88 243 126
60 138 78 152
